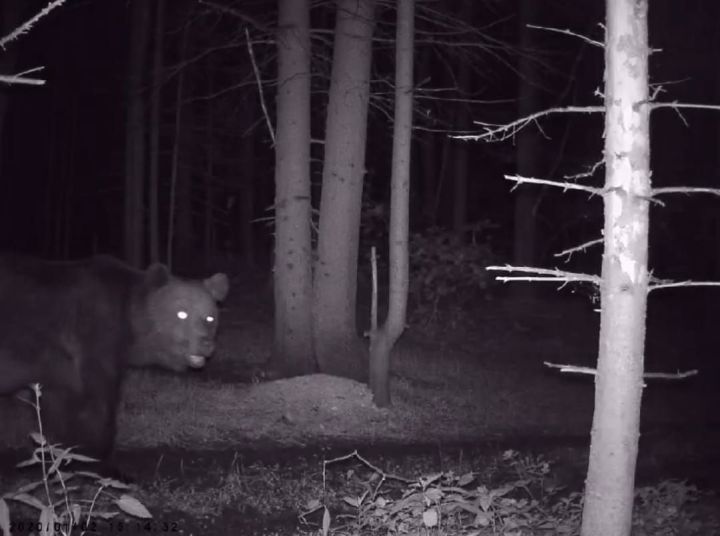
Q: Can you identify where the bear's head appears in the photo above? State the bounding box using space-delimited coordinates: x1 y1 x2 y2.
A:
130 264 230 371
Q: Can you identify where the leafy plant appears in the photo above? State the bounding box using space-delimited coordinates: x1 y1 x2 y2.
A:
0 384 151 536
408 224 497 324
302 449 582 535
631 480 719 536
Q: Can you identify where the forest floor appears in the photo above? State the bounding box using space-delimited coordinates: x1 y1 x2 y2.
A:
1 273 720 534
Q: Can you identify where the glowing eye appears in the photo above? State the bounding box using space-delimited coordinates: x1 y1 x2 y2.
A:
206 316 215 323
177 311 188 320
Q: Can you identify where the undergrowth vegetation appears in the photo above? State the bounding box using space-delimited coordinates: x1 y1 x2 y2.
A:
407 225 497 325
360 216 499 328
301 450 718 535
3 402 718 536
0 385 151 536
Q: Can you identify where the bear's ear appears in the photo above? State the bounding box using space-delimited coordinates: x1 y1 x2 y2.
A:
205 273 229 301
145 263 171 289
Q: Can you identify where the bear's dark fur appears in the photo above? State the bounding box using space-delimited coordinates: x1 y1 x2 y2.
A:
0 253 229 461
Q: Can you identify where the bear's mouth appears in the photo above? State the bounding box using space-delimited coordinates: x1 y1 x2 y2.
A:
187 354 207 369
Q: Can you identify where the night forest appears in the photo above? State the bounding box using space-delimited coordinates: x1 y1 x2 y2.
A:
3 1 720 278
1 1 720 535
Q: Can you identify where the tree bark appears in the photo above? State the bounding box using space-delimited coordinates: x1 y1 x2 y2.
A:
125 0 152 267
272 0 315 376
314 0 376 381
369 0 414 406
581 1 650 535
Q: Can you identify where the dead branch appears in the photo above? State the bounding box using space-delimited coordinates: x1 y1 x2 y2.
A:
460 99 720 145
455 105 604 143
544 361 699 381
503 174 603 196
649 280 720 292
554 238 604 260
651 101 720 113
486 265 600 285
653 186 720 197
0 67 46 86
0 0 67 50
246 27 275 144
526 24 603 48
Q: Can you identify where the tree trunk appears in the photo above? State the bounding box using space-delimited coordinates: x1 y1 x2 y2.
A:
512 0 541 298
272 0 315 376
369 0 414 406
148 0 165 264
125 0 151 267
581 1 650 535
314 0 376 381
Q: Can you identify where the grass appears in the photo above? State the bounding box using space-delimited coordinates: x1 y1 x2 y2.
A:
1 290 720 533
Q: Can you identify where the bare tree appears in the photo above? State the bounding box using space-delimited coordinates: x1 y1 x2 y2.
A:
581 1 650 533
272 0 315 376
314 0 376 381
368 0 414 406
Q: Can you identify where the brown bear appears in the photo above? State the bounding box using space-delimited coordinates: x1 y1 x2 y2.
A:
0 253 229 463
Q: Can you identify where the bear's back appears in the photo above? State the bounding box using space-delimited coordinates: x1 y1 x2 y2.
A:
0 254 141 366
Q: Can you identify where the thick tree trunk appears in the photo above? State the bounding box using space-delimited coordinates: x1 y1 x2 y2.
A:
272 0 315 376
581 1 650 535
369 0 414 406
125 0 151 267
314 0 376 381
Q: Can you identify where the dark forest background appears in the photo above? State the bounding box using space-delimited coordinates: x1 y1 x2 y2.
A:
1 0 719 279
